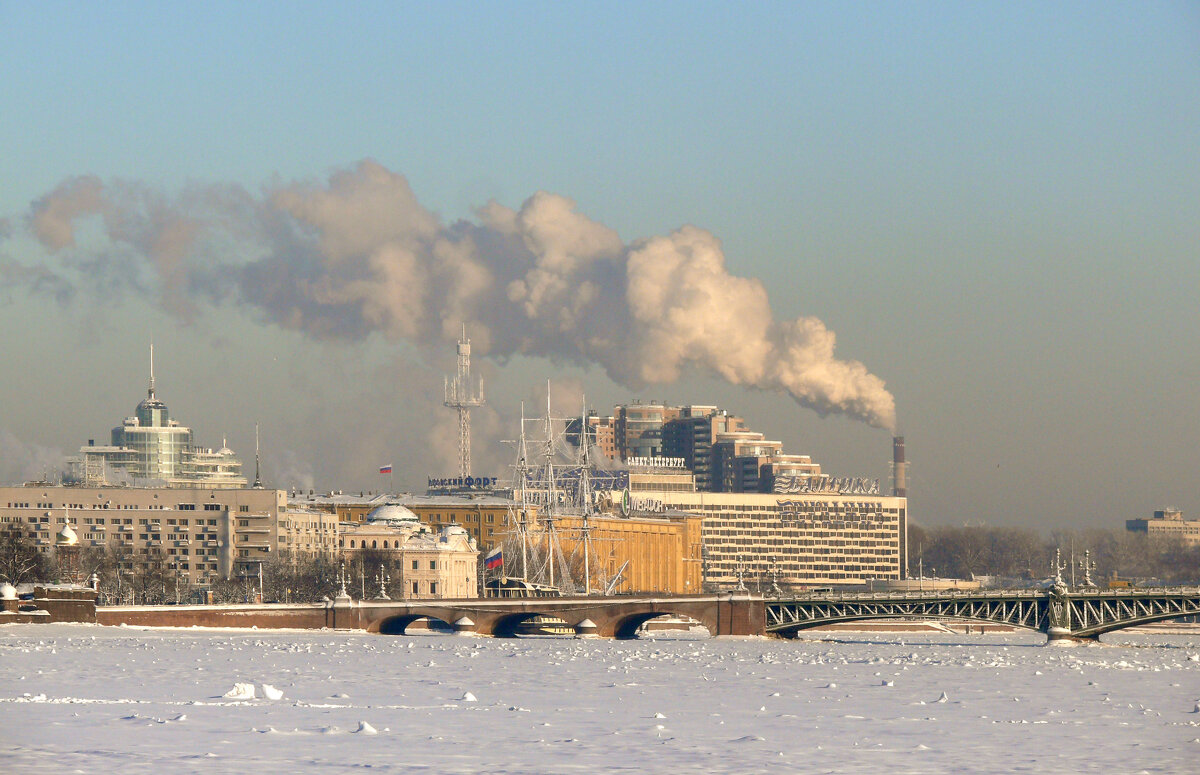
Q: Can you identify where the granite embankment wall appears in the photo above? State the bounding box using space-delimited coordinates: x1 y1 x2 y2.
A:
96 604 332 629
1 585 97 624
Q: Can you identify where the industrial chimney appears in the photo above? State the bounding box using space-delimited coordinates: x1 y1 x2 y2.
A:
892 436 906 497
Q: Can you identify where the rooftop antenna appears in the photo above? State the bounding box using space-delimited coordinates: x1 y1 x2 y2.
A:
444 325 484 478
253 423 263 488
148 341 156 400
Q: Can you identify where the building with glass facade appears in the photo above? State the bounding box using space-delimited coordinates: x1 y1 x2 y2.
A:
67 353 248 488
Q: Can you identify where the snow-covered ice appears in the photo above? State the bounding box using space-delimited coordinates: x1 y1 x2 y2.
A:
222 682 256 700
1 623 1197 773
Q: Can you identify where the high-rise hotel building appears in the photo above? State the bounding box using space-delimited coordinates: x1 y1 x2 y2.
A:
66 349 248 488
596 460 907 589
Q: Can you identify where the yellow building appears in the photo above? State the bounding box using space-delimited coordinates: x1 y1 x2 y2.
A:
552 512 703 595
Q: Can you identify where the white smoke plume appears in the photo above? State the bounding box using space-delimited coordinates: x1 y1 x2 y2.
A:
0 430 68 484
22 160 895 429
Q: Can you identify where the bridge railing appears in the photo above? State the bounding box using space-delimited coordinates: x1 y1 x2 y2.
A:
780 585 1200 602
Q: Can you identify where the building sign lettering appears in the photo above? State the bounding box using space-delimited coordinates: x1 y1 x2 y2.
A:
428 476 498 490
625 456 686 469
619 488 665 516
773 476 880 495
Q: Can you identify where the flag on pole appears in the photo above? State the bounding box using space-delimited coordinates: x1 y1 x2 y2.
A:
379 464 393 474
484 547 503 570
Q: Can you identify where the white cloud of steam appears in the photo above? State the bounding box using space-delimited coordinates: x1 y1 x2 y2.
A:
0 430 68 485
265 448 315 494
21 160 895 429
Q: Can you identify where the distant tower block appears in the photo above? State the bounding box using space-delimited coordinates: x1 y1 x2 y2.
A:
892 436 907 497
444 327 485 478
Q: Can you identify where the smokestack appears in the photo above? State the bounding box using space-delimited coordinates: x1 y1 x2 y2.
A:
892 436 906 497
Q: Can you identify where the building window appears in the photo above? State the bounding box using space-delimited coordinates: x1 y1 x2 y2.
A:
429 561 437 570
430 582 437 595
239 506 249 512
412 581 418 594
412 560 418 570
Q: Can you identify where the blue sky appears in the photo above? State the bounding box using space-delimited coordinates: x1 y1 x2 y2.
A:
1 2 1198 530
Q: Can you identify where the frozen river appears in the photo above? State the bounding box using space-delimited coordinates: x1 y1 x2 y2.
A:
2 623 1198 773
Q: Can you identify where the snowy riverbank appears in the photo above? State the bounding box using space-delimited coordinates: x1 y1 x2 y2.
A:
2 624 1197 773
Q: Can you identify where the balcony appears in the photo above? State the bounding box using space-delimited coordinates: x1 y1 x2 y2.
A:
174 540 190 547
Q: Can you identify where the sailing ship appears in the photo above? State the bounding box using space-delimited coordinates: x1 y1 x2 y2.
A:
485 387 628 598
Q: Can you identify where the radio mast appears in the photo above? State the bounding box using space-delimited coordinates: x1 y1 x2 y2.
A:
444 326 485 478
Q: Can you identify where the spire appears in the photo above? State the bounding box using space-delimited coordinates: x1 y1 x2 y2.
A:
253 423 263 488
148 342 156 400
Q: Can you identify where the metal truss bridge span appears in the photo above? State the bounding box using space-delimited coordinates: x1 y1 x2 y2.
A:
765 586 1200 640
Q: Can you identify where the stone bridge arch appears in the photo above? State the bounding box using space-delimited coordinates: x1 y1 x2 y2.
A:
368 606 464 635
607 605 716 639
490 611 573 638
374 612 456 635
355 594 762 638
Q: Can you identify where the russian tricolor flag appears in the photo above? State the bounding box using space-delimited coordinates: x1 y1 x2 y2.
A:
484 547 503 570
379 464 393 474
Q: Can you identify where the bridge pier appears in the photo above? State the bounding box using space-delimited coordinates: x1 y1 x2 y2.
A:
1045 628 1100 643
713 593 766 637
326 592 359 630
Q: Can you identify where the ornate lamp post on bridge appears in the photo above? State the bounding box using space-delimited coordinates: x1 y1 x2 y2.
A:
1077 550 1097 588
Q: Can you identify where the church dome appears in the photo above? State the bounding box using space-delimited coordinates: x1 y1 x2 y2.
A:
365 503 419 525
56 523 78 546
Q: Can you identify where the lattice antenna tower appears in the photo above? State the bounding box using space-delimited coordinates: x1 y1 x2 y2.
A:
253 423 263 488
444 326 484 478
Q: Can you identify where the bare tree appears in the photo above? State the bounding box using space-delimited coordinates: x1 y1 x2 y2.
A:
0 527 47 584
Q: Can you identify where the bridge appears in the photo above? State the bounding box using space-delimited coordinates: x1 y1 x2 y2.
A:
66 584 1200 641
94 592 766 638
766 584 1200 641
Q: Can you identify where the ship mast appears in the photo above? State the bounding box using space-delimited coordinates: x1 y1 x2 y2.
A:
576 396 594 595
543 383 557 590
517 402 530 581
